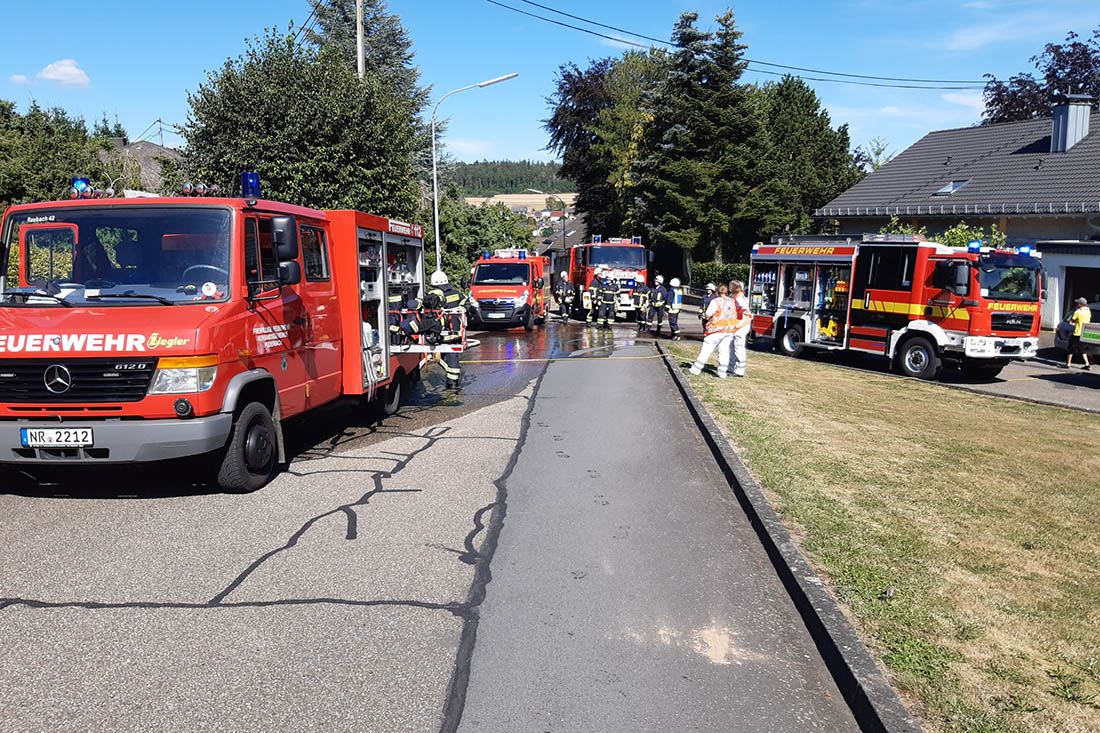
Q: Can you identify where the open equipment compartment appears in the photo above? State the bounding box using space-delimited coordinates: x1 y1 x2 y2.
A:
358 226 388 385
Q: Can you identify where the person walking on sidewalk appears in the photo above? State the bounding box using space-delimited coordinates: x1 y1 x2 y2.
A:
1065 297 1092 370
689 285 737 378
723 280 753 377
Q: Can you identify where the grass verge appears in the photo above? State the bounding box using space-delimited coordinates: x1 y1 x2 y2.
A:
669 343 1100 733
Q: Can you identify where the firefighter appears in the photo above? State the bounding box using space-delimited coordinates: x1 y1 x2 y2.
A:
633 280 651 332
699 283 717 328
667 277 684 340
598 269 617 328
554 270 572 321
649 275 667 336
586 266 603 325
388 290 406 345
399 298 422 339
429 270 467 389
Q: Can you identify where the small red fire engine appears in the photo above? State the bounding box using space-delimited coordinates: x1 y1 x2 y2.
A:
466 248 550 331
0 175 465 490
749 234 1044 380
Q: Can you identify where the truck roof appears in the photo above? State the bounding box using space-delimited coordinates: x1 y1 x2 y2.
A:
3 197 329 220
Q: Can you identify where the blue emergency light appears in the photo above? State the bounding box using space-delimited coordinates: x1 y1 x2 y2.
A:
967 239 982 252
1018 244 1032 256
519 251 527 259
593 235 602 243
241 172 262 198
483 251 491 259
69 177 92 199
632 236 641 244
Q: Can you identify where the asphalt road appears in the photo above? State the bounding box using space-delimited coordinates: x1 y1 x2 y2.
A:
0 318 856 732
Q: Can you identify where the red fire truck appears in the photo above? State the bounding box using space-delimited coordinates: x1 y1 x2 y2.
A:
466 248 550 331
0 180 464 491
567 236 651 319
749 234 1044 380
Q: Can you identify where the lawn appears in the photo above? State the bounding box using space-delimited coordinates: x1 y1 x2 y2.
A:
669 343 1100 733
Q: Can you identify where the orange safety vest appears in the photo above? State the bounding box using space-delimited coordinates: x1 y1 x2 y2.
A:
733 293 752 334
705 297 738 335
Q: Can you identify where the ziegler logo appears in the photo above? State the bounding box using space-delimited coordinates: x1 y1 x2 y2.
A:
146 333 191 349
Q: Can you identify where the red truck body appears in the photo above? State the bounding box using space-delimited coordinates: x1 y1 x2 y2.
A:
567 237 650 316
466 249 550 330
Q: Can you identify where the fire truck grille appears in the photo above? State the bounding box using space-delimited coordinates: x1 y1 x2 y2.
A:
479 300 515 316
990 313 1035 333
0 358 157 403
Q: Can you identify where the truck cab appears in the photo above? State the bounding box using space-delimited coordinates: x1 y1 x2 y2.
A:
466 249 550 331
0 189 430 491
568 237 649 317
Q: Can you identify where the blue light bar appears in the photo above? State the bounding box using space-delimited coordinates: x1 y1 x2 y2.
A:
1018 244 1032 256
69 177 92 199
241 172 262 198
967 239 982 252
519 250 527 259
593 235 602 243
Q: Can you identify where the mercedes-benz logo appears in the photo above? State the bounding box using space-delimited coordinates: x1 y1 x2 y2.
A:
43 364 73 394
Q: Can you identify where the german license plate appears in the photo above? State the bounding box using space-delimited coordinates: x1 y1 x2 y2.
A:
486 312 508 319
20 427 94 448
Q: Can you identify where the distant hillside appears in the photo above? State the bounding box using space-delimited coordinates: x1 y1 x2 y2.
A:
451 160 573 197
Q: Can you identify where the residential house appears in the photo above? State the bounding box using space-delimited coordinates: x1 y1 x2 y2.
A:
816 94 1100 327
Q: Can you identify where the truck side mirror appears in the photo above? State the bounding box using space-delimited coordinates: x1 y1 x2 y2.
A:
461 276 469 290
279 260 302 285
535 277 544 289
272 216 299 261
951 262 970 296
647 250 654 263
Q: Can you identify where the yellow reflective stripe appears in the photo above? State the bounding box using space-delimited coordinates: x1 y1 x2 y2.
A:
851 300 971 321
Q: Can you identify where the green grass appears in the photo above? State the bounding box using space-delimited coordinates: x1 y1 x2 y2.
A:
670 344 1100 733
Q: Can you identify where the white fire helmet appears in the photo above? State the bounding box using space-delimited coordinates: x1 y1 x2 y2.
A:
430 271 449 286
706 282 716 292
560 271 568 279
655 274 664 284
670 277 681 287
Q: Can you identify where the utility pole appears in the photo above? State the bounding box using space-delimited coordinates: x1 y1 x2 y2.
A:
157 118 163 148
355 0 365 80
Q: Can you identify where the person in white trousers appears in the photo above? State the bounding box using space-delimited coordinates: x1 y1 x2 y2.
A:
689 285 737 378
724 280 752 377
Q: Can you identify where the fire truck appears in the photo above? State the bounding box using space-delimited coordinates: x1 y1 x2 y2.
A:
466 248 550 331
567 236 651 319
0 176 465 491
749 234 1044 380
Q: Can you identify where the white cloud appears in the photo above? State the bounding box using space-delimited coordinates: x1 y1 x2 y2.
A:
35 59 89 88
447 138 494 157
944 11 1095 51
599 35 645 51
942 92 985 111
8 74 27 84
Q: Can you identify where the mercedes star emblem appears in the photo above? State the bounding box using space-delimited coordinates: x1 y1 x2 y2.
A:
43 364 74 394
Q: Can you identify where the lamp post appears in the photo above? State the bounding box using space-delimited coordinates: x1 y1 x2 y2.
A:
431 73 519 274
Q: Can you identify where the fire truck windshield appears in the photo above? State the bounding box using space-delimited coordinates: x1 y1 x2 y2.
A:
473 262 529 285
1 206 232 306
977 253 1040 302
589 246 645 269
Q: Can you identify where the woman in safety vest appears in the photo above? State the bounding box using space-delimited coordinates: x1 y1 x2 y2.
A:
688 284 737 378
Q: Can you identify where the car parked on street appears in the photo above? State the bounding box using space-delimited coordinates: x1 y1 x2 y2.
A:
1054 301 1100 356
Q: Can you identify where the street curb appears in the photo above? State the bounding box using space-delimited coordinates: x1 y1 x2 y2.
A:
656 341 922 733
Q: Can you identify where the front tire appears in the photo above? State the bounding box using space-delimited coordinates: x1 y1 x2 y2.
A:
524 308 534 332
216 402 278 493
777 325 804 357
896 336 941 380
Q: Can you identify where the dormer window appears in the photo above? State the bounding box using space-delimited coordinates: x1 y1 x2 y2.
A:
933 180 969 196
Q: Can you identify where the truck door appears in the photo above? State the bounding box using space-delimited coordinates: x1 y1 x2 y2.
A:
298 224 341 408
244 216 308 417
849 245 917 354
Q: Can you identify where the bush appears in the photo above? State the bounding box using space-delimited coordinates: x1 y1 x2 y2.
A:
691 261 750 290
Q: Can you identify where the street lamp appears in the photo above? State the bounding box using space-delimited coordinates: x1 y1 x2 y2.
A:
526 188 566 260
431 73 519 274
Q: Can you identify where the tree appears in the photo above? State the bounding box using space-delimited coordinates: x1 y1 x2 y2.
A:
182 26 419 218
854 136 893 172
878 217 1006 247
449 160 571 197
982 26 1100 123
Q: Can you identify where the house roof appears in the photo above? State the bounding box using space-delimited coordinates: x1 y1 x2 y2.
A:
817 114 1100 218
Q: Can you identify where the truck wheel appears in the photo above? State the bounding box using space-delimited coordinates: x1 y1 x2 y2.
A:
216 402 278 493
524 308 534 332
960 360 1006 381
896 336 941 380
378 374 404 417
777 325 804 357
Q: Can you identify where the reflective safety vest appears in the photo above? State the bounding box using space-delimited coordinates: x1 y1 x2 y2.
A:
668 287 684 314
651 285 667 308
633 285 649 309
733 293 752 334
704 297 739 335
429 286 466 342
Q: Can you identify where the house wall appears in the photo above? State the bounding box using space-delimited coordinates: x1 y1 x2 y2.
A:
833 215 1100 329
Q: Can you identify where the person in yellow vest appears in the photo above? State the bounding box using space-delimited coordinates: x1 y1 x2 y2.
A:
667 277 684 340
1064 297 1092 370
723 280 753 377
688 284 736 378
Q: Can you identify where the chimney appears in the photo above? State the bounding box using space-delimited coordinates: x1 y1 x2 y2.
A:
1051 93 1093 153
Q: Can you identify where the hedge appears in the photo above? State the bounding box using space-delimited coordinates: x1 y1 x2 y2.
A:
690 261 750 290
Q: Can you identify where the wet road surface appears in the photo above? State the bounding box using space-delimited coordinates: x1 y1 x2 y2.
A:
1 317 856 732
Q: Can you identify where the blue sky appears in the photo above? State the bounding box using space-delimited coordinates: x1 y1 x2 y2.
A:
1 0 1097 165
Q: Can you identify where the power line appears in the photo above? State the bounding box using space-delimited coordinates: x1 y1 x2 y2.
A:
293 0 321 45
490 0 986 90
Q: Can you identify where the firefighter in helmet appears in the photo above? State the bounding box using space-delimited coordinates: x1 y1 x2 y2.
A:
649 275 667 336
633 279 651 332
586 266 603 325
667 277 684 340
554 270 572 321
700 283 717 329
598 268 617 328
428 270 467 389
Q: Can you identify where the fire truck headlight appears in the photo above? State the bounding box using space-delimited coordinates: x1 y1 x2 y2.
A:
149 355 219 395
515 291 529 306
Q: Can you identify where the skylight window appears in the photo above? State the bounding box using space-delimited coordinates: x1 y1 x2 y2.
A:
933 180 969 195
